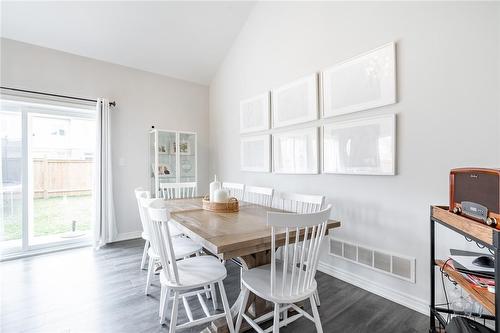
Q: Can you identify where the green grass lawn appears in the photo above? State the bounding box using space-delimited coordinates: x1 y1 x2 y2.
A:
2 195 92 240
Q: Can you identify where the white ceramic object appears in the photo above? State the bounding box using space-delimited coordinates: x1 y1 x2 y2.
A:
213 189 229 203
209 175 222 201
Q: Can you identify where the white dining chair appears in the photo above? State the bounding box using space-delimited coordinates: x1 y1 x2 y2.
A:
244 186 274 207
222 182 245 201
276 192 325 306
147 200 235 332
139 197 214 300
135 189 184 270
235 205 332 333
276 192 325 214
160 182 197 199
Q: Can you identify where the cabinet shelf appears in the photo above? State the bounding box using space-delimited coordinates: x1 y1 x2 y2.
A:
432 206 498 248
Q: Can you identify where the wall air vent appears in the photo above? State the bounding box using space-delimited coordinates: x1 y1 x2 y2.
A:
329 237 416 283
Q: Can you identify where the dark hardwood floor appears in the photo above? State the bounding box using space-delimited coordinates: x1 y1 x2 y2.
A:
1 239 428 333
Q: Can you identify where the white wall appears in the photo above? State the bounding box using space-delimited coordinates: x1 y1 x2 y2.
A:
1 38 210 239
209 2 500 312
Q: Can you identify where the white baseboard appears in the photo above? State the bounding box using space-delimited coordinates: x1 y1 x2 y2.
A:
114 231 142 242
317 260 429 316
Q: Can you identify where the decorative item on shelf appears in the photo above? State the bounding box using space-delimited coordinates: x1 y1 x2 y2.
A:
179 140 191 155
449 168 500 228
202 196 239 213
209 175 222 201
158 145 167 153
158 164 171 175
170 141 176 154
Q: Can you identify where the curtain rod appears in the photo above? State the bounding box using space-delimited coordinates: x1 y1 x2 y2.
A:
0 86 116 107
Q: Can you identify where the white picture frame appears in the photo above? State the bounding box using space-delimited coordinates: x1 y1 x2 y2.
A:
273 127 318 174
240 135 271 172
322 42 396 118
322 114 396 175
240 93 270 133
272 74 318 128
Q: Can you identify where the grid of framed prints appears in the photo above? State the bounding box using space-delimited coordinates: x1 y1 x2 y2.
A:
239 92 270 133
240 135 271 172
322 42 396 118
323 114 396 175
239 42 397 175
273 127 318 174
272 74 318 128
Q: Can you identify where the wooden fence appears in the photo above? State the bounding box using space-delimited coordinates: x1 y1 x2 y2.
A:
33 159 93 198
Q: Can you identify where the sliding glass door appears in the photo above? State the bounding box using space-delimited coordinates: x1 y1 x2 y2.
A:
1 98 96 257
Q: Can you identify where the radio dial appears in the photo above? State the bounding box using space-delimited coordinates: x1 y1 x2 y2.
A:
486 217 497 227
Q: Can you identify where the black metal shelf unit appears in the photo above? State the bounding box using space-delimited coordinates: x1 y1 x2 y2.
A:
430 205 500 332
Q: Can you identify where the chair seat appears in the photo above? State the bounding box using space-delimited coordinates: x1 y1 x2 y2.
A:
241 262 317 304
142 224 183 241
148 237 202 260
160 256 227 289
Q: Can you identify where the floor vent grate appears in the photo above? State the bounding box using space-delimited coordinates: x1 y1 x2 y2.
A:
329 237 415 283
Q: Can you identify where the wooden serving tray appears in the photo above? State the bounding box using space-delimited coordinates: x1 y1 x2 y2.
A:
202 197 239 213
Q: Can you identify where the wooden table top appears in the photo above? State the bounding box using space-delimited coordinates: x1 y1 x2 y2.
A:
164 197 341 260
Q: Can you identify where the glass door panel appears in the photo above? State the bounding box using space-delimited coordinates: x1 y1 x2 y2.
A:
157 131 177 184
179 132 196 182
29 114 95 245
0 110 23 253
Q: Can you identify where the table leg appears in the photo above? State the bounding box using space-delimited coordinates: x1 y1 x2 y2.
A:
209 250 272 333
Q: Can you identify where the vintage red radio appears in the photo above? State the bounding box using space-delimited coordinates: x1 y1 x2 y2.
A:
450 168 500 228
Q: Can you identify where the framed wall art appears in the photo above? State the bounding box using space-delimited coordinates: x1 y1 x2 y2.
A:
273 127 318 174
240 92 270 133
272 74 318 128
322 42 396 118
322 114 396 175
240 135 271 172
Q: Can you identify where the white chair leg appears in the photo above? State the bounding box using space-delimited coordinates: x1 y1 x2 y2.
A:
309 295 323 333
235 287 250 333
159 285 166 317
196 252 212 299
169 291 179 332
273 303 280 333
210 283 218 310
283 303 288 326
140 240 149 270
145 258 154 295
161 287 171 324
218 280 234 333
313 290 321 306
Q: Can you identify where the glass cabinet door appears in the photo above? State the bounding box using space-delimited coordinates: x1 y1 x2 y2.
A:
157 131 177 186
178 132 196 182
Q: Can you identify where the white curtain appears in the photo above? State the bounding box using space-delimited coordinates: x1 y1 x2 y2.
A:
94 98 117 248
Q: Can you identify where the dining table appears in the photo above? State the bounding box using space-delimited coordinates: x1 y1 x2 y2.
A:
163 197 341 333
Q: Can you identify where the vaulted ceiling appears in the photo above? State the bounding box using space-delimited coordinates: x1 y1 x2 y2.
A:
1 1 255 85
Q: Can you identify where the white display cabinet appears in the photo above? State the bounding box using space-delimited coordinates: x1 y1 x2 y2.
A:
149 129 197 198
